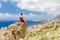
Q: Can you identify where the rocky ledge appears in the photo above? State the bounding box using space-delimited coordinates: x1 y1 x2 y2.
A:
0 22 27 40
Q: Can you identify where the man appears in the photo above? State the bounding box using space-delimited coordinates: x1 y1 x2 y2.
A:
20 13 24 22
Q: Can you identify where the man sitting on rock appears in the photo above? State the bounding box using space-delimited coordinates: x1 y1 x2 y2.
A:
20 13 24 23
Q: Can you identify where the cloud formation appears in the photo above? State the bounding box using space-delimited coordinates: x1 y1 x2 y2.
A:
0 0 60 21
0 13 39 21
0 0 60 16
24 13 54 21
10 0 60 15
0 13 19 21
0 13 54 21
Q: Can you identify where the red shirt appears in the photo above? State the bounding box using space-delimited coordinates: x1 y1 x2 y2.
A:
20 17 24 22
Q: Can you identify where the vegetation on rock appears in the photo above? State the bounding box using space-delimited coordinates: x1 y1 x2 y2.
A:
19 20 60 40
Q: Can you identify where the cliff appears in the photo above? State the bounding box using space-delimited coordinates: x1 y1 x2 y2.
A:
0 22 27 40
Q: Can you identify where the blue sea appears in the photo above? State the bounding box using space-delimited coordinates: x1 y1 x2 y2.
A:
0 20 43 28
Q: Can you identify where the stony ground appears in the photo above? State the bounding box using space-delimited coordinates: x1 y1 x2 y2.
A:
19 26 60 40
19 20 60 40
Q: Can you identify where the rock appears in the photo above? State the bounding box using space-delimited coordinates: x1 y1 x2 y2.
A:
0 22 27 40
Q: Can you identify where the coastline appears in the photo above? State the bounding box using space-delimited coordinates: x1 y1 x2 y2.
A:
0 20 43 28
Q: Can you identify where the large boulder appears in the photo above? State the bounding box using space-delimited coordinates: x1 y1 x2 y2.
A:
0 22 27 40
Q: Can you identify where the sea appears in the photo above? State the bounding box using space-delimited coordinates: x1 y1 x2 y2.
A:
0 20 43 28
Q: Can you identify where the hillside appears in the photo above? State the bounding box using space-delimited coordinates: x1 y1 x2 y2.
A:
0 20 60 40
19 20 60 40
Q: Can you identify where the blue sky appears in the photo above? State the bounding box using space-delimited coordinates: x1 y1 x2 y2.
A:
0 0 60 21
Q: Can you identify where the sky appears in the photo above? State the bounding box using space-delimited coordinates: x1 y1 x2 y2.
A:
0 0 60 21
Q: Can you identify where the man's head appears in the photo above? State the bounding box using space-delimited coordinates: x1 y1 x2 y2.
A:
20 13 23 15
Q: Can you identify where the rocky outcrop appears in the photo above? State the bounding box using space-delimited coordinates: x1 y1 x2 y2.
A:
0 22 27 40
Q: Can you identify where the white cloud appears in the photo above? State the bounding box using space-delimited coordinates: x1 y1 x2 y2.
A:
0 13 19 21
0 13 55 21
29 13 37 17
0 0 60 21
24 13 39 20
0 13 40 21
13 0 60 16
24 13 54 21
0 0 60 16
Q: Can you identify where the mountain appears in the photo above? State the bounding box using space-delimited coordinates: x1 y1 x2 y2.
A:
54 15 60 20
26 20 43 26
37 20 49 23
